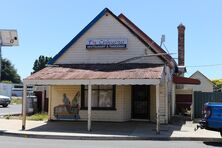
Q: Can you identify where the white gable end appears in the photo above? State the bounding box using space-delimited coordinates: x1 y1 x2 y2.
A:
184 71 214 92
55 12 164 64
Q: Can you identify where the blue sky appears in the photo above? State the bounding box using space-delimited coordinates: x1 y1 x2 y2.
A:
1 0 222 80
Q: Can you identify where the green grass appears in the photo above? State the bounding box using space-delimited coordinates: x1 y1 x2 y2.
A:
10 97 22 105
27 113 48 121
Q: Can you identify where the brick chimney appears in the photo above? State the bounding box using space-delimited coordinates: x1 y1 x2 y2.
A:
178 23 185 66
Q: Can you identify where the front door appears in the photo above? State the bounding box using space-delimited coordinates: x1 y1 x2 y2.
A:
132 85 150 119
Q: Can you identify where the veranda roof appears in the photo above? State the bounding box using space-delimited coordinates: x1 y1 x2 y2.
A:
24 64 164 85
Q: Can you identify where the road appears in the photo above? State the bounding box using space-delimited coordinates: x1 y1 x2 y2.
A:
0 104 22 116
0 136 221 148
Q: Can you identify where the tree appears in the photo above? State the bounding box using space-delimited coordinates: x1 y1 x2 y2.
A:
32 55 52 73
212 79 222 92
1 58 21 83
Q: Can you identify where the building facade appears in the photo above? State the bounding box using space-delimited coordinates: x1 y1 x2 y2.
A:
22 8 185 132
184 71 213 92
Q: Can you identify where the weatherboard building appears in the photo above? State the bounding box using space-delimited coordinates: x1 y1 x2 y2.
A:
22 8 199 132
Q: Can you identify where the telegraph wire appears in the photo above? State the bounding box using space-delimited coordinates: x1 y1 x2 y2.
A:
186 64 222 68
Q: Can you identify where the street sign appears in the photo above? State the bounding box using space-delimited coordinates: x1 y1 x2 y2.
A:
0 30 19 46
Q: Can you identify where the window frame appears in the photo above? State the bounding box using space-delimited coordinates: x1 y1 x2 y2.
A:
81 85 116 110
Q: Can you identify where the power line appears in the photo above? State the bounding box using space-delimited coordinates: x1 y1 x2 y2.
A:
117 53 176 64
187 64 222 68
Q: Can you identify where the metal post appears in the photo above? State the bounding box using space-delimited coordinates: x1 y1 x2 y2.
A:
156 84 160 134
22 84 27 130
88 84 92 131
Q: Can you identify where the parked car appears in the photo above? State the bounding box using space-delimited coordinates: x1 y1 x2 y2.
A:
196 102 222 136
0 95 11 107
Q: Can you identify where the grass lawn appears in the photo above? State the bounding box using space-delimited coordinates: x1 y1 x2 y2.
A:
10 97 22 104
3 113 48 121
27 113 48 121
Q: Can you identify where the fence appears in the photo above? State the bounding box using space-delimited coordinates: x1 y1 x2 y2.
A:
193 91 222 118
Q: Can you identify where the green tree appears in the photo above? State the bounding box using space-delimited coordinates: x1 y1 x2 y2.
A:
1 58 21 83
32 55 52 73
212 79 222 92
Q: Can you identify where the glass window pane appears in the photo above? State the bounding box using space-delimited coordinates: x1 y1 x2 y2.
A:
84 90 99 107
92 90 99 107
83 85 114 108
84 85 99 89
84 90 88 107
99 90 112 107
92 85 99 89
99 85 112 89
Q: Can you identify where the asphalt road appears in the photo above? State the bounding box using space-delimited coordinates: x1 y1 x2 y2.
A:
0 104 22 116
0 136 222 148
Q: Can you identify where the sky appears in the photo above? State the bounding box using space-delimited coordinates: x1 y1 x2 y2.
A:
0 0 222 80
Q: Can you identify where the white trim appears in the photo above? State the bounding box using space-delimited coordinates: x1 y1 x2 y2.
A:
23 79 160 85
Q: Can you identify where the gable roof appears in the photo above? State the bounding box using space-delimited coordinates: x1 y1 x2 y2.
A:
118 14 176 68
49 8 175 67
190 70 213 85
48 8 109 64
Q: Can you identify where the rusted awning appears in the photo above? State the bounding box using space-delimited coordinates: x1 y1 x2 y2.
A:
173 75 201 85
24 64 164 85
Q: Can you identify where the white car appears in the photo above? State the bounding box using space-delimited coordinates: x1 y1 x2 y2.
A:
0 95 11 107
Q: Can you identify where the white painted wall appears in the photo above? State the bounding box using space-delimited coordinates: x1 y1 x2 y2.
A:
50 85 132 121
55 12 164 64
49 85 167 123
184 71 213 92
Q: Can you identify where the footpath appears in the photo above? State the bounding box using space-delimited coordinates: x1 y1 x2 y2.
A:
0 119 221 141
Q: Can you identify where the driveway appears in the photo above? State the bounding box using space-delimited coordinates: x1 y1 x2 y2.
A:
0 104 22 116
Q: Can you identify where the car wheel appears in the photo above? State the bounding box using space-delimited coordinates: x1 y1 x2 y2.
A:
2 104 8 107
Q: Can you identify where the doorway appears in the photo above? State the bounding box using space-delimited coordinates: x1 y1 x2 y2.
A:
132 85 150 119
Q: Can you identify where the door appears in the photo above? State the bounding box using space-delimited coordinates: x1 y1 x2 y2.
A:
132 85 150 119
34 91 42 112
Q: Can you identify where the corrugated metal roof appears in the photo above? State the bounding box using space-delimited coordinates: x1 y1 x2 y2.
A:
25 64 164 80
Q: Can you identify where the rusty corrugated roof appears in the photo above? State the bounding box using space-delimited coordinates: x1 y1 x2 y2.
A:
25 64 164 80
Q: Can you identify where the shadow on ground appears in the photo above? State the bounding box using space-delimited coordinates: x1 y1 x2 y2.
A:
26 117 188 137
203 142 222 146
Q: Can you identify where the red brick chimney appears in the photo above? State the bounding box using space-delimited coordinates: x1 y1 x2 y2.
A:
178 23 185 66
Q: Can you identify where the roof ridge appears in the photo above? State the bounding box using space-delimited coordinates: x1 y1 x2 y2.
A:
48 8 111 64
118 13 176 68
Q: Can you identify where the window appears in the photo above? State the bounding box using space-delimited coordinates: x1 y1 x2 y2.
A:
81 85 116 110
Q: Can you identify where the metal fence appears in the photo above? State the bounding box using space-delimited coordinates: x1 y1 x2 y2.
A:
193 91 222 118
